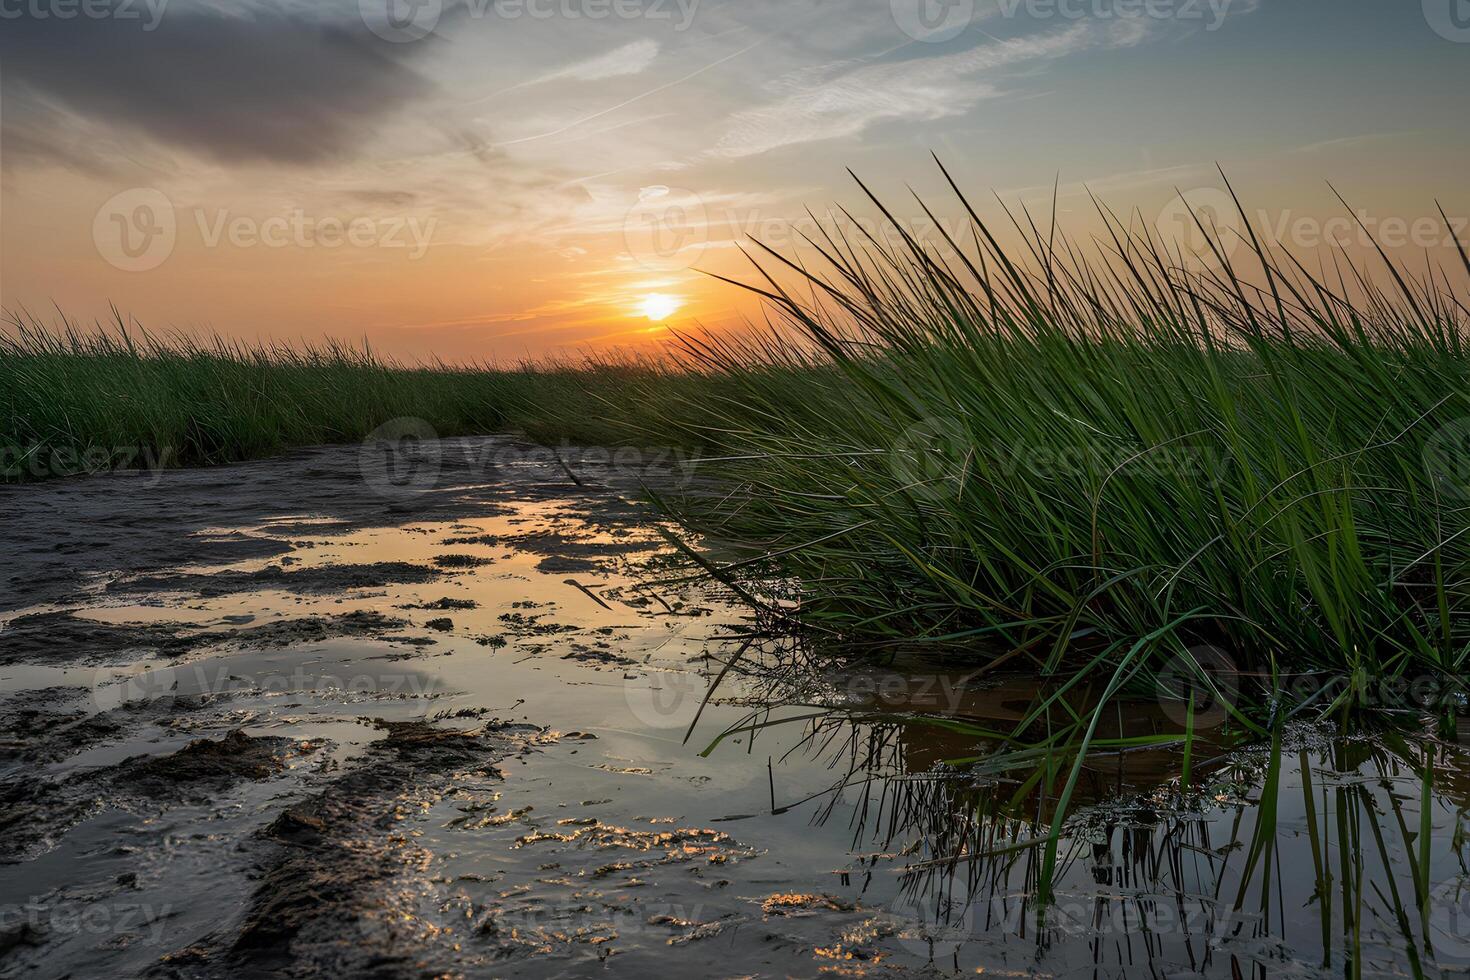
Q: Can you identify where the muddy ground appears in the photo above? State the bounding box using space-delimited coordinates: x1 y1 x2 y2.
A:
0 437 952 978
3 436 1470 979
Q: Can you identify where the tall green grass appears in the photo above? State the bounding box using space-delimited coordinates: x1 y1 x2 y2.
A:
642 164 1470 708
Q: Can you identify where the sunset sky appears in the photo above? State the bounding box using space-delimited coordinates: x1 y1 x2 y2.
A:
1 0 1467 360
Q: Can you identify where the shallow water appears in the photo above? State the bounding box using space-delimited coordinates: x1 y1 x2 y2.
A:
1 436 1467 978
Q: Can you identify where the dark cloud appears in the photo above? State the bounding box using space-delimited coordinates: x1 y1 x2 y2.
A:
0 5 436 167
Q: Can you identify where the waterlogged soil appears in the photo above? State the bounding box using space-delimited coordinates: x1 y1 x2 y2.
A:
1 436 1468 978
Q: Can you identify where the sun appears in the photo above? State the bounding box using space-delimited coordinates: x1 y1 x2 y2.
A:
639 293 682 322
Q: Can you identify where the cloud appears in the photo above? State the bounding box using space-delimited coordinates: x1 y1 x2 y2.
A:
0 4 435 168
535 40 662 84
710 19 1156 159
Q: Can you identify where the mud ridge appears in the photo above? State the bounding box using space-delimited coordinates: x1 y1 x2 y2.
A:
151 720 541 979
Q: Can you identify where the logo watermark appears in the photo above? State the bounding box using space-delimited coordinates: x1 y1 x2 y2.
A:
93 188 176 273
891 418 970 504
360 0 442 42
0 0 170 30
623 667 711 729
1423 417 1470 502
358 418 699 499
1427 877 1470 965
93 190 438 272
997 0 1240 30
1154 644 1239 729
359 417 444 498
623 185 710 271
361 0 700 42
90 660 443 713
0 900 173 947
1155 187 1243 261
890 0 975 42
1424 0 1470 43
1 443 174 482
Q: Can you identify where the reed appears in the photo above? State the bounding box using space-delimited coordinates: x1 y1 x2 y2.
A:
650 162 1470 702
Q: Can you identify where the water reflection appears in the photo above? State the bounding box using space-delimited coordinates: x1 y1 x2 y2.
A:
706 639 1470 976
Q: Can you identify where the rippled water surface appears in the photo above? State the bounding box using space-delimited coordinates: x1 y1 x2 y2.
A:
1 437 1468 978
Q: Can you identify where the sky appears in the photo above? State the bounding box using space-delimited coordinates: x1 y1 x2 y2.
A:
1 0 1467 360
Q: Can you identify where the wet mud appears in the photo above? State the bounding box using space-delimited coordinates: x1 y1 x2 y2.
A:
1 436 1467 978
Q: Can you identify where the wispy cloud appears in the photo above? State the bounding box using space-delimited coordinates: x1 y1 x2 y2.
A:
1288 132 1402 155
535 40 662 84
709 20 1145 159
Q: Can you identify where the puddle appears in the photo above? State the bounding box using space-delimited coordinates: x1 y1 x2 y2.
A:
0 436 1467 977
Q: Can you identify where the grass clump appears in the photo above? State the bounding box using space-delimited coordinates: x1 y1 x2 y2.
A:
644 163 1470 704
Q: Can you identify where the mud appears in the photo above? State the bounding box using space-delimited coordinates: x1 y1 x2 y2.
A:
0 610 408 666
1 435 1467 979
0 727 307 864
113 562 448 599
111 729 303 799
155 722 533 979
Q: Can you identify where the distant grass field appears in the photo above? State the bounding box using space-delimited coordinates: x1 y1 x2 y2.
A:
0 314 700 478
7 167 1470 720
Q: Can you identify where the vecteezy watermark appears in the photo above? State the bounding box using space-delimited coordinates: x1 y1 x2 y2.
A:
890 0 976 42
1276 671 1470 713
1154 644 1239 729
888 887 978 959
494 0 699 28
0 0 170 30
837 669 972 715
891 418 970 504
1424 0 1470 43
93 188 176 273
625 184 1467 273
1157 191 1468 260
1423 417 1470 502
881 887 1263 953
358 417 700 499
359 417 444 498
1155 186 1244 261
90 660 443 713
0 900 174 948
193 209 437 259
91 663 179 712
93 190 438 272
1262 209 1469 251
484 902 719 949
1 442 175 482
361 0 700 42
623 667 712 729
1428 877 1470 965
989 436 1233 489
996 0 1241 29
360 0 442 42
622 185 710 272
1154 662 1470 721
